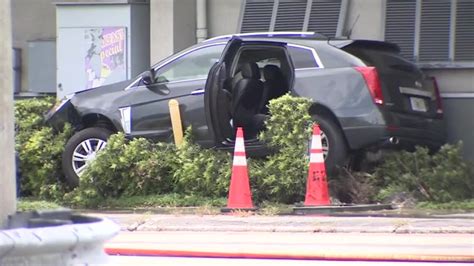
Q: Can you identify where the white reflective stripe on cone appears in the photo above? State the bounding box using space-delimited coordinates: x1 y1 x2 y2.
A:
311 135 323 149
233 155 247 166
235 138 246 152
310 153 324 163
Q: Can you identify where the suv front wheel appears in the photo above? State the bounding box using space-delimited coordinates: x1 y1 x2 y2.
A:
62 127 112 188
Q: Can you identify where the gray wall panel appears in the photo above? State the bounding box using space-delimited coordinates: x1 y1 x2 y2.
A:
27 40 56 93
442 97 474 161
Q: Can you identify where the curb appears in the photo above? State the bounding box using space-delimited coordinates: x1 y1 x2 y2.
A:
104 246 474 263
293 204 394 214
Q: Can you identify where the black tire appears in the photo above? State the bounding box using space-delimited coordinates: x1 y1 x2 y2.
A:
311 114 348 175
62 127 112 188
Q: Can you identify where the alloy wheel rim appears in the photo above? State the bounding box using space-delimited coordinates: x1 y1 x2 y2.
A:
72 138 107 176
320 130 329 159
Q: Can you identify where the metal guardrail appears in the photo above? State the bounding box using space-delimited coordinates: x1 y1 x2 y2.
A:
0 210 119 266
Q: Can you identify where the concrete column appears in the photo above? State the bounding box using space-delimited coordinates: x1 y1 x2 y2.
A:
0 0 17 228
150 0 196 64
196 0 208 43
344 0 386 40
207 0 241 37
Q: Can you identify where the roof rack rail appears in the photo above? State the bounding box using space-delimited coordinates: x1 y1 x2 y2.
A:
204 31 323 42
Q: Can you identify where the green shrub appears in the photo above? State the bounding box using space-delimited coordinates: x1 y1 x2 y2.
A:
79 133 176 200
252 94 313 203
172 129 231 198
15 98 72 199
69 130 231 207
373 143 474 203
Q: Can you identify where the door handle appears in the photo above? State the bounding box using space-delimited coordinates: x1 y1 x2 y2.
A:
191 88 205 95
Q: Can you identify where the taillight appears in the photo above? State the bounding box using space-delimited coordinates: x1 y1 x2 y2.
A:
354 67 384 105
431 77 443 116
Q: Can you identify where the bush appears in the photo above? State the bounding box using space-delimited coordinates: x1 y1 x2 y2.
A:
70 95 314 206
373 143 474 203
252 94 313 203
75 133 176 203
15 98 72 199
71 129 231 207
172 130 231 198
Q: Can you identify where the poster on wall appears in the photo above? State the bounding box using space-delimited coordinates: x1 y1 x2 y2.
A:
85 27 127 89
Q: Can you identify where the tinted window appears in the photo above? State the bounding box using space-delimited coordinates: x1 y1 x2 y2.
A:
288 46 318 69
155 44 225 83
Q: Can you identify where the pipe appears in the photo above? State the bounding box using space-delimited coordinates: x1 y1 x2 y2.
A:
196 0 208 43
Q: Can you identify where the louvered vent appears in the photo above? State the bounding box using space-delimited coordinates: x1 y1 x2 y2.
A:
455 0 474 61
240 1 274 33
307 0 341 38
385 0 416 61
274 1 307 31
419 0 450 62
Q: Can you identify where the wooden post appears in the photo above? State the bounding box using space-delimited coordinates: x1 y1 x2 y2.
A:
0 0 16 228
168 99 184 146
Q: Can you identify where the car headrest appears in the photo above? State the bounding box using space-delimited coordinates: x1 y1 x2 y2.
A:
263 65 282 81
241 63 260 79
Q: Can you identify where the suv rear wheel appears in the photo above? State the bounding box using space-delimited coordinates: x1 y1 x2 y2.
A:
311 115 348 175
62 127 112 188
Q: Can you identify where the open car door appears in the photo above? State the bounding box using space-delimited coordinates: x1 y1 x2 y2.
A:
204 37 242 144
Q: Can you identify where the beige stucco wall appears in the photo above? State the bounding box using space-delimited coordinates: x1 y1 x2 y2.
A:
207 0 242 37
423 69 474 93
150 0 242 64
150 0 197 65
344 0 385 40
11 0 56 91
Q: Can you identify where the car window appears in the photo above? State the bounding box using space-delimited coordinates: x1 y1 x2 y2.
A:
154 44 225 83
288 46 318 69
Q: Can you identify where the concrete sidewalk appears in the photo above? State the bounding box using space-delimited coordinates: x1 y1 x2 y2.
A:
87 211 474 234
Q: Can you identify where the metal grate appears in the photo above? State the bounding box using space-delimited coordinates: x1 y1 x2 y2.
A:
419 0 451 62
455 0 474 61
385 0 416 61
240 1 274 33
307 0 341 38
274 1 307 31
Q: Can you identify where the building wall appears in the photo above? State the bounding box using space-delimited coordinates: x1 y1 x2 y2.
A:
344 0 385 40
150 0 197 65
11 0 56 91
207 0 242 37
424 68 474 160
130 4 151 75
150 0 242 64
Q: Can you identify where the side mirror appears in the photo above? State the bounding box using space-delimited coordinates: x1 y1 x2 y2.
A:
142 70 154 86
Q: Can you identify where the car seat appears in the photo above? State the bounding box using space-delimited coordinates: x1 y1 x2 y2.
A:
259 64 288 113
232 62 264 138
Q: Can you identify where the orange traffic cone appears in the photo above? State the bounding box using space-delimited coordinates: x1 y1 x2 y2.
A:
304 124 330 206
221 127 256 212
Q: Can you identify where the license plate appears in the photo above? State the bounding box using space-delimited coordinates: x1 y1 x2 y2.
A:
410 97 428 112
